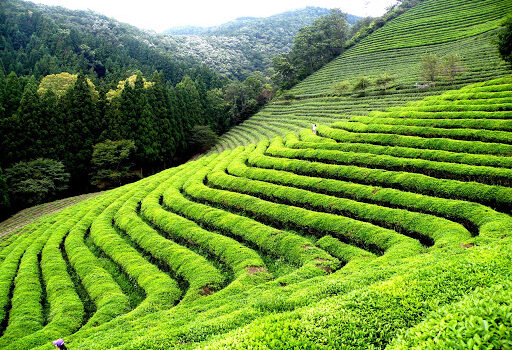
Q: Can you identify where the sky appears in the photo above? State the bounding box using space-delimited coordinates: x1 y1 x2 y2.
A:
27 0 398 32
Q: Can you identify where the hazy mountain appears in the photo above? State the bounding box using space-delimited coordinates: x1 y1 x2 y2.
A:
163 7 361 80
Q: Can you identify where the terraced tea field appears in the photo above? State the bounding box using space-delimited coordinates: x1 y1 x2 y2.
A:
213 0 512 152
0 76 511 349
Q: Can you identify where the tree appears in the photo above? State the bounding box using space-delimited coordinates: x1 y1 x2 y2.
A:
273 9 349 89
187 125 218 154
496 15 512 65
421 53 440 85
330 81 351 96
90 140 139 189
353 76 372 93
0 168 9 216
441 54 465 84
62 73 99 187
5 158 70 208
375 74 396 92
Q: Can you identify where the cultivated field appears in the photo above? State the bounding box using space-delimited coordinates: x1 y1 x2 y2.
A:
0 76 511 348
212 0 512 152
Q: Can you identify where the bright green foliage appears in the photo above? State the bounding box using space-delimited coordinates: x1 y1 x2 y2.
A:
0 77 510 348
37 73 97 98
389 282 512 349
5 159 70 209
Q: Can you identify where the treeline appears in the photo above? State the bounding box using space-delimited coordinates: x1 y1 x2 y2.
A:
0 69 273 216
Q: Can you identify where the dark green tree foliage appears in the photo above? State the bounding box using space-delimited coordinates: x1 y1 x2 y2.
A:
225 72 272 125
5 158 70 208
62 73 99 186
496 15 512 65
0 168 9 214
187 125 219 154
273 10 349 89
90 139 139 189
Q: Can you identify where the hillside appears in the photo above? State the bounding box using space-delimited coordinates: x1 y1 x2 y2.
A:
213 0 512 151
162 8 360 80
0 0 209 83
0 75 511 348
1 0 512 348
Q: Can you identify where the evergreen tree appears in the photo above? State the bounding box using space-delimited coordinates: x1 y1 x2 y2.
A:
4 72 22 117
0 168 10 217
62 73 98 188
16 78 41 161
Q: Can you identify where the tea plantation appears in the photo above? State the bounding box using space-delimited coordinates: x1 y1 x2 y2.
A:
0 75 510 349
213 0 512 151
2 0 512 348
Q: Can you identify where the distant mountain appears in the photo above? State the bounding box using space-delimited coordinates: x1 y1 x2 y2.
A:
163 7 361 80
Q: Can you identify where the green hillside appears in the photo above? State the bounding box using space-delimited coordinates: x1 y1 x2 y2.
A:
162 8 360 80
213 0 512 152
2 0 512 348
0 75 511 348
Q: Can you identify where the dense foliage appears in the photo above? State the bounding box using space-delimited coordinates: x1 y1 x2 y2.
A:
272 10 349 90
0 0 278 214
497 15 512 65
4 158 70 209
90 139 138 190
163 8 360 80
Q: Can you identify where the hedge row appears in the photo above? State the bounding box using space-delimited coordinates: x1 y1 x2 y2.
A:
142 164 266 280
331 121 512 145
269 137 512 187
248 140 512 232
0 213 68 346
114 171 226 303
64 188 131 329
316 235 376 263
287 131 512 169
0 220 51 335
3 204 92 349
173 149 341 283
221 153 470 247
367 110 512 120
319 125 512 156
350 116 512 132
89 178 182 316
191 147 424 260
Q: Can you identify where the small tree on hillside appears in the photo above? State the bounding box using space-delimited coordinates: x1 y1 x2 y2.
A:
188 125 218 154
90 139 139 190
375 74 396 92
420 53 440 85
353 76 372 94
496 15 512 65
330 81 351 96
441 54 465 84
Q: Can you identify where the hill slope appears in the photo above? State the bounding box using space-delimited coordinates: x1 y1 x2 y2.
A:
0 75 511 348
213 0 512 151
162 8 360 80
